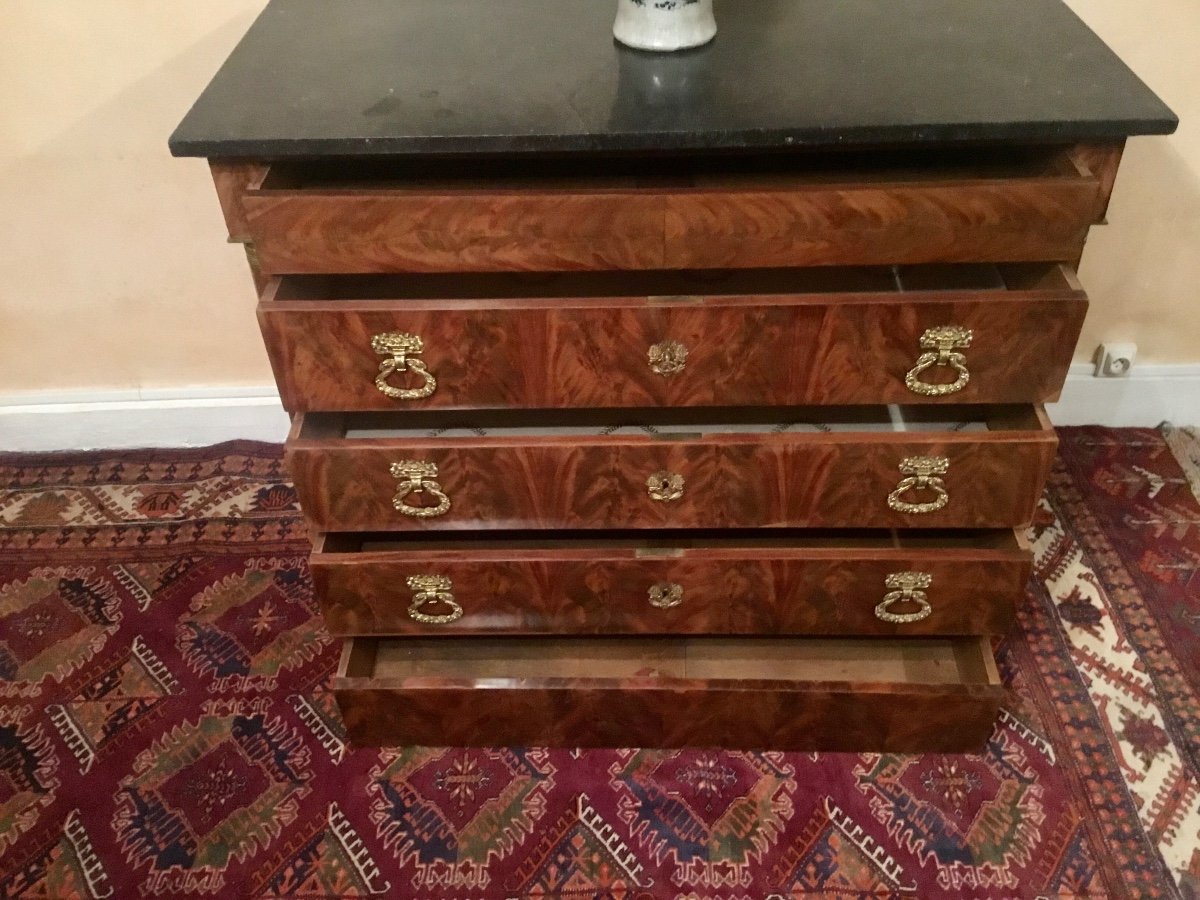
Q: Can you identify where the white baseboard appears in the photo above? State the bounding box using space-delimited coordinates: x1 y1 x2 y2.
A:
1052 363 1200 427
0 387 291 451
2 367 1198 451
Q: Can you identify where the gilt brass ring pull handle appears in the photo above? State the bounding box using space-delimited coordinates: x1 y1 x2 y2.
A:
905 326 973 397
391 460 451 518
648 582 684 608
406 574 463 624
875 571 933 624
887 456 950 514
372 332 437 400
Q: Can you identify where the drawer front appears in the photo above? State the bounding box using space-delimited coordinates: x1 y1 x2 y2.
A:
259 267 1087 411
248 189 664 273
334 636 1003 751
287 408 1057 531
312 533 1028 636
244 153 1099 274
659 180 1094 270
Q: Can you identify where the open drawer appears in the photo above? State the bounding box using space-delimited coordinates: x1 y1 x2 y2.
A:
311 529 1029 637
286 405 1058 531
334 635 1004 750
259 263 1088 410
242 146 1101 274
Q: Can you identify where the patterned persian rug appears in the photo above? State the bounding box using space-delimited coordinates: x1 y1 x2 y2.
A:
0 428 1197 899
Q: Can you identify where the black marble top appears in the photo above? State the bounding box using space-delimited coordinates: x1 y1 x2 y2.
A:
170 0 1176 158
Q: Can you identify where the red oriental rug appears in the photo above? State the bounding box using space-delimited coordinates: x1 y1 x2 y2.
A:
0 427 1197 899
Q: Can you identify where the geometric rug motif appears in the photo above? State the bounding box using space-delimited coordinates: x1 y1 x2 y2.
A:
609 749 797 891
770 795 918 895
1045 427 1200 897
250 801 392 897
48 635 179 774
368 746 556 893
0 809 112 898
503 792 650 897
853 746 1047 893
0 566 124 697
175 555 327 694
112 712 312 896
1 435 1198 898
0 707 61 857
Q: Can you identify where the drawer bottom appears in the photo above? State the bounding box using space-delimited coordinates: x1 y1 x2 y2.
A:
335 635 1002 751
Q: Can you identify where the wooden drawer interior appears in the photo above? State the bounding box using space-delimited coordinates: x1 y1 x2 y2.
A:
266 260 1078 302
334 634 1003 749
340 635 998 684
320 526 1026 554
301 402 1048 440
255 145 1088 194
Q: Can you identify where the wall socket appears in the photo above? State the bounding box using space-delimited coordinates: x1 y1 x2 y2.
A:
1094 342 1137 378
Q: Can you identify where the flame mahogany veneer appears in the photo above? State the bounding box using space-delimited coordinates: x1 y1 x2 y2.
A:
203 142 1126 750
311 531 1029 637
240 150 1102 274
286 407 1057 532
258 264 1087 411
333 636 1003 751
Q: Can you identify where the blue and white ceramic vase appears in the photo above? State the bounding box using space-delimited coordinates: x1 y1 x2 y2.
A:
613 0 717 52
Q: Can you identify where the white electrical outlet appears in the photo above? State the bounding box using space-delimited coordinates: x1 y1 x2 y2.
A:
1095 342 1137 378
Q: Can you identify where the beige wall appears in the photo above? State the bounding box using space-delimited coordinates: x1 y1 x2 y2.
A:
1064 0 1200 369
0 0 1196 397
0 0 272 394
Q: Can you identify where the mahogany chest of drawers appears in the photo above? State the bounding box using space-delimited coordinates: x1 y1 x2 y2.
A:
173 0 1175 751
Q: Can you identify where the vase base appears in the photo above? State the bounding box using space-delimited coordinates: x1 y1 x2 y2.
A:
613 1 717 53
613 30 717 52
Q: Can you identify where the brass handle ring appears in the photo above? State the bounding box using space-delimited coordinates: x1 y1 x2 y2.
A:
372 332 437 400
905 326 972 397
648 582 684 608
887 456 950 514
406 575 463 624
391 460 451 518
875 571 933 623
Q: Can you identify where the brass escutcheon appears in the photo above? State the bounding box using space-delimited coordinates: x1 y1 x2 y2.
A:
648 340 688 376
875 571 934 623
648 582 684 608
406 574 463 624
905 326 973 397
391 460 451 518
887 456 950 514
647 470 685 502
372 332 437 400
